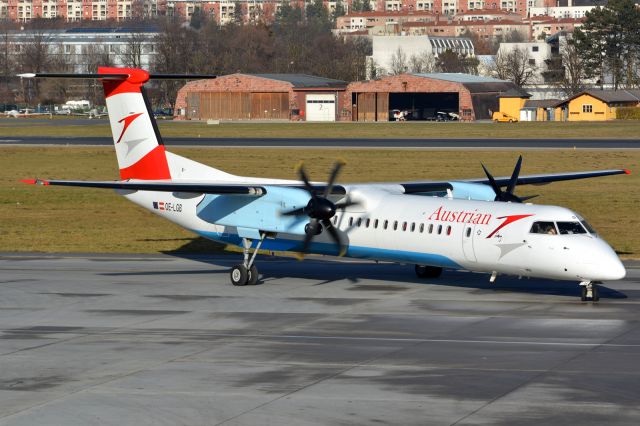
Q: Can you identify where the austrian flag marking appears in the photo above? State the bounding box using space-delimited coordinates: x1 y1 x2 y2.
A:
116 112 144 143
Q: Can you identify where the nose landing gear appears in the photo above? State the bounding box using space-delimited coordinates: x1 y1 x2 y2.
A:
579 281 600 302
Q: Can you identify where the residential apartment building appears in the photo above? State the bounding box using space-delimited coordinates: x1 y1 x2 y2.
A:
0 0 600 24
8 27 158 71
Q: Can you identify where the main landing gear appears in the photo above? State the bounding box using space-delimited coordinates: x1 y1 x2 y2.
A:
415 265 443 279
580 281 600 302
230 234 266 286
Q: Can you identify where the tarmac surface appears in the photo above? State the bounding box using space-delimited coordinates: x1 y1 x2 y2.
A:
1 253 639 425
1 136 640 149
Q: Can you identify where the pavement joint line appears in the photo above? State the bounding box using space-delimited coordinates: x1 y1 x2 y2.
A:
46 331 640 348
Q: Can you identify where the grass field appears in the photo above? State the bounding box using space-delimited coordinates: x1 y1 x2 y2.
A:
1 146 637 257
2 118 640 139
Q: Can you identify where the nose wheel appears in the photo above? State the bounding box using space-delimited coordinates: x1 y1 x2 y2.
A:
230 234 264 286
579 281 600 302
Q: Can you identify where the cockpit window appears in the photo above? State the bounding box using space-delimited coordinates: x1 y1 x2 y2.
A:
580 220 597 235
557 222 587 235
530 221 558 235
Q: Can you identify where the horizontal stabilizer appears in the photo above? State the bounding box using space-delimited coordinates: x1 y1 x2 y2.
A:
17 73 216 80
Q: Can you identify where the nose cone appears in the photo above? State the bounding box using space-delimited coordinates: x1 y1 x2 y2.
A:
604 255 626 280
583 239 626 281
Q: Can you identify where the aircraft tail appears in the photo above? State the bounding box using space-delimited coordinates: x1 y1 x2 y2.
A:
100 67 171 181
19 68 218 181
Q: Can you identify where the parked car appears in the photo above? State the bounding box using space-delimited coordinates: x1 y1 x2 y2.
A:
431 111 458 122
492 111 518 122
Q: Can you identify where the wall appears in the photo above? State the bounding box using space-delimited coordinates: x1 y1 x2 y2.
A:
498 96 527 119
566 94 615 121
344 74 474 121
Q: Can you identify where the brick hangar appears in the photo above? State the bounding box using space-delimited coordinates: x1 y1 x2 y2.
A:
174 73 527 122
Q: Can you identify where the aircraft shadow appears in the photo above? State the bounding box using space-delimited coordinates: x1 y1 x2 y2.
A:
158 238 628 299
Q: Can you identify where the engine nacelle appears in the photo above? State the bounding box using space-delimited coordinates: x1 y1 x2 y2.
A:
449 182 496 201
196 185 311 235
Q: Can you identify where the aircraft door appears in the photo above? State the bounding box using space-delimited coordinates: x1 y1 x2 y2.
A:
462 223 477 262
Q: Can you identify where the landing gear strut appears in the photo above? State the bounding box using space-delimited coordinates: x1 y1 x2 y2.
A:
579 281 600 302
415 265 443 279
230 234 265 286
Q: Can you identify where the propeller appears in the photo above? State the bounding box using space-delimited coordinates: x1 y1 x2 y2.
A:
282 160 357 257
481 156 538 203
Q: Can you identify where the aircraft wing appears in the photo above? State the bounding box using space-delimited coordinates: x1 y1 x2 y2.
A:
20 179 267 196
399 169 630 194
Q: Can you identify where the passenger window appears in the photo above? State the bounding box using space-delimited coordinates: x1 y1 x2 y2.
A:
357 218 362 227
437 224 442 235
428 224 433 234
383 220 388 230
466 227 471 238
349 217 353 227
419 223 424 233
446 226 452 235
393 221 398 231
411 222 415 232
530 221 557 235
333 215 338 225
557 222 587 235
402 221 407 231
374 219 379 229
366 218 370 228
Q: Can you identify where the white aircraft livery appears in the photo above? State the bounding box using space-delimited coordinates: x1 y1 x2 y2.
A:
20 67 630 301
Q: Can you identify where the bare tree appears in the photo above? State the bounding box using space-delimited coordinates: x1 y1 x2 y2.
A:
493 47 538 87
16 29 68 103
408 50 436 73
119 32 146 68
0 22 14 98
557 41 587 96
389 46 408 75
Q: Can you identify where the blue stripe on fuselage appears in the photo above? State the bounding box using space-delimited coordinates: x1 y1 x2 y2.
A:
194 230 461 269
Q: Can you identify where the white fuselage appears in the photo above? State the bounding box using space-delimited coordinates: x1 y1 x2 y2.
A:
121 175 625 283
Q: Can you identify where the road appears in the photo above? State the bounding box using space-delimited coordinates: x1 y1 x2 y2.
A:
1 253 639 425
1 136 640 149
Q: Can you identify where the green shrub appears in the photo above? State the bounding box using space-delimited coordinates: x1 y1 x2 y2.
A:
616 107 640 120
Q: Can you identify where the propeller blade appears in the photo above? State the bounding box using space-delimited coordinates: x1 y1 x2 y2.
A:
481 163 503 200
282 207 306 216
323 159 345 198
506 155 523 196
334 199 359 210
519 194 539 202
322 219 346 256
301 223 315 254
296 162 316 195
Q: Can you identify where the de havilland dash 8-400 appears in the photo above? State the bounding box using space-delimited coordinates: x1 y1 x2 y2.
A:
19 68 630 301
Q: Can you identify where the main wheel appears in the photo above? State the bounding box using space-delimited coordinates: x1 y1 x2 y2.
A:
581 286 588 301
230 264 249 286
415 265 443 278
247 265 259 285
592 284 600 302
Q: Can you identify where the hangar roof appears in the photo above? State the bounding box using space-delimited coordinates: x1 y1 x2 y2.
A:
555 89 640 106
413 73 507 83
248 74 347 89
412 73 531 96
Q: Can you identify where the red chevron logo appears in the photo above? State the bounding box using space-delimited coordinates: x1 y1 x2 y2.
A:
116 112 144 143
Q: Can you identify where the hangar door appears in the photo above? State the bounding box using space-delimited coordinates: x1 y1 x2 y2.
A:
186 92 289 120
306 94 336 121
388 92 459 120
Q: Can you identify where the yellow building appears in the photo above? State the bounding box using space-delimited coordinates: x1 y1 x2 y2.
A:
521 99 562 121
497 88 531 121
555 90 640 121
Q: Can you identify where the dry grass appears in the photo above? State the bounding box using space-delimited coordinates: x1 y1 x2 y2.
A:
2 119 640 139
1 147 637 257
